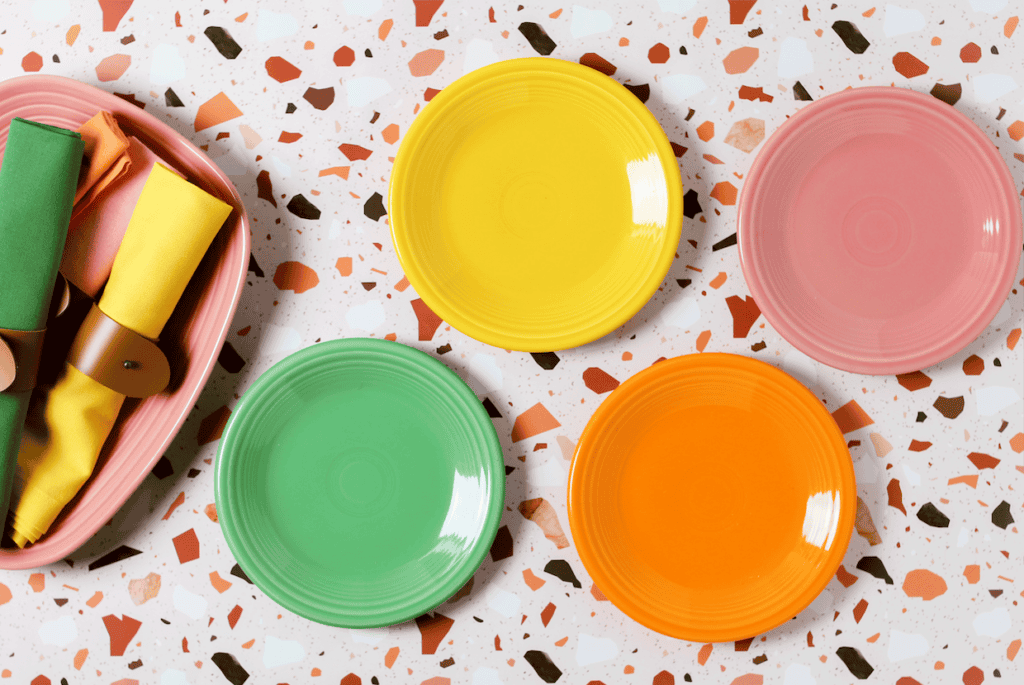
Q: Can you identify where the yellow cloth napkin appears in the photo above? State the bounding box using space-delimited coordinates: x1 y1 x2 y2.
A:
10 164 231 546
74 112 131 214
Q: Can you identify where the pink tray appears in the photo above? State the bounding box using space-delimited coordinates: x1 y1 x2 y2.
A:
0 75 250 569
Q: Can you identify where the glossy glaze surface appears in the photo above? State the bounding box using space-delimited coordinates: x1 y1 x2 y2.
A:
390 57 682 352
739 86 1022 375
215 338 505 627
568 353 856 642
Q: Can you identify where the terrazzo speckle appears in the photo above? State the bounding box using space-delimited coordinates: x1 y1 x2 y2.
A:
1 1 1022 683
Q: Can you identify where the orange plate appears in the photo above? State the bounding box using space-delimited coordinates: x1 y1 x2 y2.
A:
567 353 855 642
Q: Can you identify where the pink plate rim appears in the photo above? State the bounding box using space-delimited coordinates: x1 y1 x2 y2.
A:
737 86 1022 376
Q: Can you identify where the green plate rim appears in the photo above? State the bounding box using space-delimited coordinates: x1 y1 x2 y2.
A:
214 337 505 628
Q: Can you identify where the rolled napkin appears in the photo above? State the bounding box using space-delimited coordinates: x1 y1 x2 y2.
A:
10 163 231 546
73 111 130 216
0 118 83 525
61 137 185 297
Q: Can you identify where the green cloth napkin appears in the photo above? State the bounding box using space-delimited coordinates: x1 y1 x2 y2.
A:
0 118 83 525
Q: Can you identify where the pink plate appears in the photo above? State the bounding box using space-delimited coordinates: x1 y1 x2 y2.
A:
738 87 1022 375
0 75 250 569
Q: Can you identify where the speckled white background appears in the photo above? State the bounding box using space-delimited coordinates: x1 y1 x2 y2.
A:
0 1 1022 684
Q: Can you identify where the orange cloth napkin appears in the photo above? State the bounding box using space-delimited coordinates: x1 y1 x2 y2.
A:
61 137 184 297
73 112 130 216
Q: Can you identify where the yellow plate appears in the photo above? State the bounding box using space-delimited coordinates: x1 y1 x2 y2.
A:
389 58 683 352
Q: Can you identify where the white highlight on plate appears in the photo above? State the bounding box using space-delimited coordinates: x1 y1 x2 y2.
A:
656 0 698 12
468 354 503 395
350 627 388 645
784 663 816 685
976 386 1021 416
974 607 1011 637
661 74 708 104
661 296 701 329
529 458 566 487
485 587 521 618
778 37 814 78
38 615 77 647
160 670 191 685
342 0 382 17
464 39 500 75
473 667 504 685
263 635 306 668
173 585 208 620
802 491 841 551
31 0 69 22
783 349 819 387
967 0 1008 12
270 155 292 179
329 219 342 240
149 44 187 86
346 300 386 332
957 526 969 548
973 74 1019 103
346 77 393 108
626 153 669 229
256 10 299 41
438 470 487 542
570 5 614 39
883 5 926 36
887 629 929 661
576 633 619 666
262 324 303 354
901 464 921 486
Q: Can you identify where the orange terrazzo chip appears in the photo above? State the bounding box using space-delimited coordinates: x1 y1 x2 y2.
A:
831 399 874 433
903 569 947 600
209 572 232 594
194 92 243 132
511 403 561 442
172 529 200 564
523 569 546 591
723 46 759 74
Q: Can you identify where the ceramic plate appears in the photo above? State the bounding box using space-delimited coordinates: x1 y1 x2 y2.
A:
0 75 249 569
567 353 855 642
215 338 505 627
389 57 682 352
738 86 1022 375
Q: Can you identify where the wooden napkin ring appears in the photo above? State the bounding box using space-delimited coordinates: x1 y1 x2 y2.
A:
0 327 47 393
67 303 170 398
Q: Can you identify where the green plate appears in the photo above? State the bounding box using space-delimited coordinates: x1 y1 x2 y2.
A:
215 338 505 627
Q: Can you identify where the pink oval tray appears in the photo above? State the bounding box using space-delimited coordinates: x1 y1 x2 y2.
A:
0 75 250 569
738 86 1022 375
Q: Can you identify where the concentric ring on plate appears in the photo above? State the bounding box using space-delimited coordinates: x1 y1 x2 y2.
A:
738 86 1022 375
215 339 505 627
567 353 855 642
389 57 683 352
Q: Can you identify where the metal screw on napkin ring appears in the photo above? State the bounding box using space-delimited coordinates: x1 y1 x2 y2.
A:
0 327 48 393
66 302 171 397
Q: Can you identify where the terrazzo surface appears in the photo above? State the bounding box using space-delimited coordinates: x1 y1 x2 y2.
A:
1 0 1023 683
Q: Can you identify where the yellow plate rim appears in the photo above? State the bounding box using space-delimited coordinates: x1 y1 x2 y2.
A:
388 57 683 352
